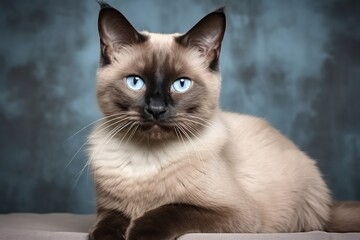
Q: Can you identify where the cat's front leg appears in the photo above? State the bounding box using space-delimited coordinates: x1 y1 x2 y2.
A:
126 204 235 240
89 208 130 240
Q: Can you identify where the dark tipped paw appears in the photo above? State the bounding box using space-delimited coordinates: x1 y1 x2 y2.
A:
89 226 126 240
127 225 176 240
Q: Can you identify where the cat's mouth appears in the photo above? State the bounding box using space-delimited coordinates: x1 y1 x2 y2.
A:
139 120 174 139
140 120 173 130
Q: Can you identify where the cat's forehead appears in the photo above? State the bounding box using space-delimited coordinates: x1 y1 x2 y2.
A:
143 33 187 71
143 32 181 46
141 32 182 66
141 31 187 65
110 32 204 78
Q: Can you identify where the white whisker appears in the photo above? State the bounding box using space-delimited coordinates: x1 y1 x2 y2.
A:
174 126 191 163
178 113 230 131
180 120 218 161
64 115 134 172
63 113 125 142
116 122 137 150
126 124 139 145
177 124 205 173
71 120 132 190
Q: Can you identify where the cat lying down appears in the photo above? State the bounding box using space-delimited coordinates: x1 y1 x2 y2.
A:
88 3 360 240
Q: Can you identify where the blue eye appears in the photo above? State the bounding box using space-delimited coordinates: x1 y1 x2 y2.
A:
126 76 145 90
171 78 192 93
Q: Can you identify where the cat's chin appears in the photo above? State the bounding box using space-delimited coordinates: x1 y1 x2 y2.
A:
139 122 175 140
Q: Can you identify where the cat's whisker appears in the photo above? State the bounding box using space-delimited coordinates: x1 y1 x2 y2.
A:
180 121 218 161
178 114 231 131
91 115 136 137
63 112 126 142
175 116 213 130
89 121 133 163
85 117 137 177
177 124 206 173
72 120 133 190
125 124 139 146
76 121 131 184
174 125 193 173
64 115 135 173
64 116 133 172
173 127 180 142
116 122 137 150
118 124 139 169
160 133 168 151
174 126 191 164
176 117 228 159
179 114 214 124
175 118 212 134
65 115 131 184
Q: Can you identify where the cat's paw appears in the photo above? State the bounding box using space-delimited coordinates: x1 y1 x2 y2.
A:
89 225 126 240
126 222 175 240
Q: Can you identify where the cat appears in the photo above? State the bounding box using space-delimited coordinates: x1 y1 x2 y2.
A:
88 3 360 240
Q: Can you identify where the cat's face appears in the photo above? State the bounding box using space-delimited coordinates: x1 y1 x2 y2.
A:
96 4 225 141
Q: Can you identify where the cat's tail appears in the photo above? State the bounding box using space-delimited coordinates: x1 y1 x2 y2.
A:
326 201 360 232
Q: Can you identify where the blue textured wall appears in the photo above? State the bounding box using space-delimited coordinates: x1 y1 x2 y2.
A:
0 0 359 213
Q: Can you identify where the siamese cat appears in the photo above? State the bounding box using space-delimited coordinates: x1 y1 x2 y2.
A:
88 3 360 240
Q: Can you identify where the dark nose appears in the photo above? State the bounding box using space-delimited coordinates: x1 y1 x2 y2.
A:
145 105 168 120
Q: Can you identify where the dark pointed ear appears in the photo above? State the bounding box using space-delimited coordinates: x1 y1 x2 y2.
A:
98 3 147 65
176 8 226 71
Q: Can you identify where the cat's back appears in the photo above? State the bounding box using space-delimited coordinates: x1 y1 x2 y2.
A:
221 111 304 163
220 112 302 182
220 112 331 232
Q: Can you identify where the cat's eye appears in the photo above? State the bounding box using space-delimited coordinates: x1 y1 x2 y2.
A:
171 78 192 93
126 76 145 91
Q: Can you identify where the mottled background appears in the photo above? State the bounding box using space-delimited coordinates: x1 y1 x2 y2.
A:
0 0 359 213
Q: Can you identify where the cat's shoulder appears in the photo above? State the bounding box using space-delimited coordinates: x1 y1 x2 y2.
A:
219 111 284 140
220 111 270 129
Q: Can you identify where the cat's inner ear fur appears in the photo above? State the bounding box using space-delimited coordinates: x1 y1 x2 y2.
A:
98 3 147 65
176 8 226 71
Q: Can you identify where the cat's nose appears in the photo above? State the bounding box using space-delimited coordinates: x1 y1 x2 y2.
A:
144 105 168 120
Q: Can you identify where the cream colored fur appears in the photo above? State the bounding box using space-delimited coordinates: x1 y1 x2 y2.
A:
89 111 331 232
89 31 332 233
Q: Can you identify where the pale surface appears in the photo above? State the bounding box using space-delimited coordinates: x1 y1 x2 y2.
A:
0 213 359 240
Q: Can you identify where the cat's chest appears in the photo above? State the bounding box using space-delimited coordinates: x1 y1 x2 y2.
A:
88 121 226 218
100 171 161 212
94 159 194 218
90 142 194 218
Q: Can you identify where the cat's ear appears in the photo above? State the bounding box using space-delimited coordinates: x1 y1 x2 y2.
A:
176 8 226 71
98 2 147 64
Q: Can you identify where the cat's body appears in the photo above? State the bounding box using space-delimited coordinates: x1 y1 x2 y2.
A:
88 3 359 240
90 112 330 233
